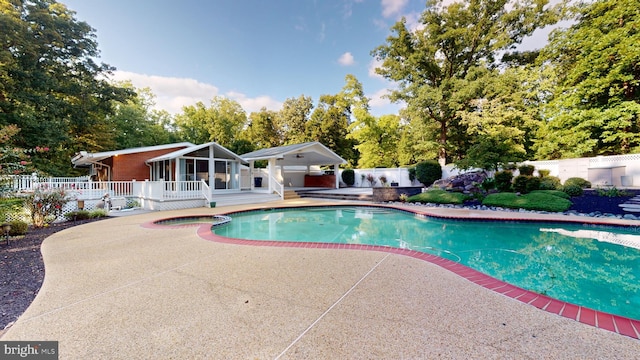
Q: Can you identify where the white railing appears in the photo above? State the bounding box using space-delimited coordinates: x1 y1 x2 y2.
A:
162 181 203 200
270 174 284 199
201 180 211 203
8 175 90 191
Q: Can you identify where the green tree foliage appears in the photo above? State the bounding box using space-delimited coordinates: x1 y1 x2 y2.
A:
536 0 640 158
109 85 179 148
0 0 133 175
306 75 364 166
242 107 279 149
348 112 401 168
372 0 561 165
275 95 313 145
174 96 247 149
455 67 539 170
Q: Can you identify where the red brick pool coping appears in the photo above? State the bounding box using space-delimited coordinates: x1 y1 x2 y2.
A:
141 204 640 340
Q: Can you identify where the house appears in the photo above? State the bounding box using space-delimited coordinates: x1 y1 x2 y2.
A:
66 141 346 211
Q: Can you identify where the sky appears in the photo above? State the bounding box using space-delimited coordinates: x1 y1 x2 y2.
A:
61 0 562 117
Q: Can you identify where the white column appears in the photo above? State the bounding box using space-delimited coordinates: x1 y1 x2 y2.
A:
268 158 277 193
334 164 339 188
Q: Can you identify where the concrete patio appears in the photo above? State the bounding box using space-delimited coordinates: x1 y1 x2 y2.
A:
2 198 639 359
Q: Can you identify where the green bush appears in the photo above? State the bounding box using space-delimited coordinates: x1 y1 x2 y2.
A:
539 176 561 190
408 189 469 204
562 184 583 197
408 167 416 182
482 192 572 212
64 210 92 221
415 160 442 187
538 169 551 178
530 190 571 199
9 219 28 236
596 186 631 197
494 170 513 192
564 177 591 188
480 177 496 191
341 169 355 186
518 164 535 176
90 209 108 218
513 175 529 193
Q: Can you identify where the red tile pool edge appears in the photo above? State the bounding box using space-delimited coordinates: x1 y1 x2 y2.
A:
141 208 640 340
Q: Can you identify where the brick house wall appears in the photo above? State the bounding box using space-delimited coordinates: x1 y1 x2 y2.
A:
110 146 188 181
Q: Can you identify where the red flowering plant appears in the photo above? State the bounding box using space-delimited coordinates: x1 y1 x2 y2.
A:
25 187 73 227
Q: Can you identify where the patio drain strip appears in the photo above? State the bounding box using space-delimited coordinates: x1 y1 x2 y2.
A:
274 253 391 360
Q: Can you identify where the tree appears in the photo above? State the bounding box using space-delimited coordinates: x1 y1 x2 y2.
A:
109 85 178 149
348 113 401 168
372 0 562 165
455 67 539 171
174 96 247 149
0 0 132 175
242 107 279 149
307 75 366 166
535 0 640 158
275 95 313 145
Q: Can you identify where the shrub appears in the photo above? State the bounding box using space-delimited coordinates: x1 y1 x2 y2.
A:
564 177 591 188
530 190 570 199
482 192 572 212
408 167 417 182
562 184 583 197
90 209 108 218
518 164 535 176
415 160 442 186
64 210 92 221
408 189 469 204
341 169 355 186
25 188 72 227
539 176 561 190
513 175 529 193
494 171 513 192
538 169 551 178
379 176 388 186
9 219 28 236
480 177 496 191
596 186 631 197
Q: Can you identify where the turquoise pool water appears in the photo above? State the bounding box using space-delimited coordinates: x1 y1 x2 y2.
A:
213 206 640 320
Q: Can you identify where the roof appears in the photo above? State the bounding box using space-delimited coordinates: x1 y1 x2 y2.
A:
145 142 246 163
241 142 346 166
71 142 195 167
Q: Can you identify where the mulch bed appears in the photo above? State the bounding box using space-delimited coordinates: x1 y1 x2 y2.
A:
0 218 105 332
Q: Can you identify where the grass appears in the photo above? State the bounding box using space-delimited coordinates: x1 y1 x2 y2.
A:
482 191 572 212
408 189 470 205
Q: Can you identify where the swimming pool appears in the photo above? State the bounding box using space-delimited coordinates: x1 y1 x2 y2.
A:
212 206 640 322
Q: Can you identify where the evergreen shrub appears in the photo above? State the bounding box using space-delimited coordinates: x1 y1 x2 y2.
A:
494 171 513 192
341 169 355 186
415 160 442 187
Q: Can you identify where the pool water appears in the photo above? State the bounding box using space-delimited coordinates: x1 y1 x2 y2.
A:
213 206 640 320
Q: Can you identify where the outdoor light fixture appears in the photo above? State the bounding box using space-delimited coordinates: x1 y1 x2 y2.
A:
2 223 11 246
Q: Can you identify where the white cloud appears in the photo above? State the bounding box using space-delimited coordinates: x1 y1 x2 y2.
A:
368 88 392 108
226 91 283 114
111 71 281 115
381 0 408 18
368 58 384 80
338 52 355 66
